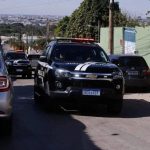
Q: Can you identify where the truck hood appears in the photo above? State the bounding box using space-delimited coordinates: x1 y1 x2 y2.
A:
52 61 119 73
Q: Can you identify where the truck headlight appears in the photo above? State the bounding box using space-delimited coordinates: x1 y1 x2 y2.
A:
6 61 12 66
55 69 71 78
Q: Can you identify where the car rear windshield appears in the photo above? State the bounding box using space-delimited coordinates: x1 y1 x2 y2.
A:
5 53 27 60
119 56 148 67
51 44 109 62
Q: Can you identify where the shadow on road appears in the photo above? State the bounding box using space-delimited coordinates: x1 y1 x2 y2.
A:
0 84 101 150
1 81 149 150
125 87 150 94
79 98 150 118
120 98 150 118
74 98 150 119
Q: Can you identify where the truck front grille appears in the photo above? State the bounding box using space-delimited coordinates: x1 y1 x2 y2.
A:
73 80 113 88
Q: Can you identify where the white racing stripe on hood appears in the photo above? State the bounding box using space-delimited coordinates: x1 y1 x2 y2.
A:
13 60 20 63
80 62 98 71
75 62 92 71
75 64 84 71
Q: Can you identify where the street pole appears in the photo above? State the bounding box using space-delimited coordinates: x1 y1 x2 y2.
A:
98 20 100 43
26 33 28 54
46 20 50 43
0 36 3 55
109 0 114 54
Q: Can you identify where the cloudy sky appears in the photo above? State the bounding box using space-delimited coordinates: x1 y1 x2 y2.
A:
0 0 149 17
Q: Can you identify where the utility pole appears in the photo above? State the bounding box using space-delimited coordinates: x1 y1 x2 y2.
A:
0 36 3 55
26 33 28 54
46 20 50 43
98 19 100 43
109 0 114 54
0 36 2 48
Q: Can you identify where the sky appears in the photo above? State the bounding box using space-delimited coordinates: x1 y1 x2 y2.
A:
0 0 150 18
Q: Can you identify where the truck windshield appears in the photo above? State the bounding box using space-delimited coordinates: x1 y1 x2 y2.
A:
51 44 109 62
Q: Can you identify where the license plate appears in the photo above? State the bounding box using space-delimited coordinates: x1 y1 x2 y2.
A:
16 69 23 72
128 71 138 76
86 74 97 79
82 89 101 96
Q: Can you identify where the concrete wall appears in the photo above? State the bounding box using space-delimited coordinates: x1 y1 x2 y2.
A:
100 27 123 54
100 26 150 66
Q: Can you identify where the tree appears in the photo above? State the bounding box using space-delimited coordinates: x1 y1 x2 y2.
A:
54 16 70 37
32 38 47 50
55 0 139 40
0 23 47 36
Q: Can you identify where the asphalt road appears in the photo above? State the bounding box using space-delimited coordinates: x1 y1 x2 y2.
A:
1 78 150 150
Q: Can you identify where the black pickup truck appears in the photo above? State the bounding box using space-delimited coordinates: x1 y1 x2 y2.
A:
4 51 32 78
34 38 125 114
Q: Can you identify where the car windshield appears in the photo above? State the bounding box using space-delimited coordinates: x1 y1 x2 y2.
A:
51 44 108 62
119 56 148 67
5 53 27 60
28 54 40 60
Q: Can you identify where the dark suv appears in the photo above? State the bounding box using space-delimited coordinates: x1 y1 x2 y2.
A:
34 38 124 114
4 51 32 78
109 55 150 89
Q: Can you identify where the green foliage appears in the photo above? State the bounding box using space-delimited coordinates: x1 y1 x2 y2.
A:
32 38 47 50
54 16 70 37
7 38 26 50
0 23 46 36
55 0 139 40
0 23 47 50
7 37 47 51
113 12 139 27
55 0 109 39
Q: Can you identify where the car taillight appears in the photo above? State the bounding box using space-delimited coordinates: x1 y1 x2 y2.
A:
0 76 10 92
143 69 150 76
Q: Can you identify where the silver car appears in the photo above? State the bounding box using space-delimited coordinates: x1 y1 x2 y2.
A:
0 52 13 133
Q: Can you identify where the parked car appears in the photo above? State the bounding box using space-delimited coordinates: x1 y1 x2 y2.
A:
109 54 150 89
4 51 32 78
0 52 13 134
27 53 40 71
34 38 125 114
